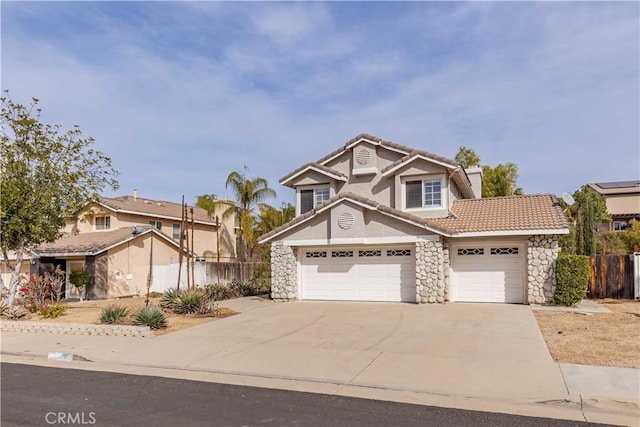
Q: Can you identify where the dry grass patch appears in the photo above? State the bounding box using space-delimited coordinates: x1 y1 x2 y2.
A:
34 297 235 336
535 299 640 368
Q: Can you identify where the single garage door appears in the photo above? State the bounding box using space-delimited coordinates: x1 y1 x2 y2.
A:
451 243 525 303
300 246 415 302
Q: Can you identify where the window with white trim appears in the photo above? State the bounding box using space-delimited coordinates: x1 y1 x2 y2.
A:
406 178 442 209
172 224 181 240
95 216 110 230
149 220 162 230
300 187 330 214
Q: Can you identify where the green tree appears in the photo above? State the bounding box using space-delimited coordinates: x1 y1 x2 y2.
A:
455 146 481 168
454 147 523 197
195 194 218 217
1 93 119 305
214 169 276 262
257 203 295 235
570 185 610 256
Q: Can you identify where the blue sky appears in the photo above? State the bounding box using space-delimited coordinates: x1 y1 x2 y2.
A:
2 1 639 207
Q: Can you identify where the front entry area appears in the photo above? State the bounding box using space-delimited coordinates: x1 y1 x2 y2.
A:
299 245 416 302
451 242 526 303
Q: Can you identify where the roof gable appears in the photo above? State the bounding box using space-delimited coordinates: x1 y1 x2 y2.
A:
280 162 347 187
96 196 218 225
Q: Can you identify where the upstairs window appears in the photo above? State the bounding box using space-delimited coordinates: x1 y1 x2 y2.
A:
95 216 110 230
300 187 330 214
172 224 181 240
405 178 442 209
149 220 162 230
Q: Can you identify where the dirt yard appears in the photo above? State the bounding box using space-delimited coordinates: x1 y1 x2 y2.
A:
534 299 640 368
33 297 235 336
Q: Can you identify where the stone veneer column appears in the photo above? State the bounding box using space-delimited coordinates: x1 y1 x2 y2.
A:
416 238 447 303
527 235 559 304
270 242 298 301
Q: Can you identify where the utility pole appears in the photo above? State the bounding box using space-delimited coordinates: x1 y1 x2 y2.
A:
216 215 221 286
177 195 185 291
190 207 195 288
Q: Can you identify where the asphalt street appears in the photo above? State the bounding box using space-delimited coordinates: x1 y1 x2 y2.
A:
1 363 609 427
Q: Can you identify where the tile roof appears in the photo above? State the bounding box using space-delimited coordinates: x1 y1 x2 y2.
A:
258 193 568 243
280 162 347 185
428 194 569 234
315 133 459 168
34 226 155 256
98 195 222 224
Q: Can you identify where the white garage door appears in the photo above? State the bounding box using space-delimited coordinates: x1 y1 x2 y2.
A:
451 243 525 303
300 246 415 302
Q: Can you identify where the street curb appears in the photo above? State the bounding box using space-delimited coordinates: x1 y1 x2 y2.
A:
2 352 638 427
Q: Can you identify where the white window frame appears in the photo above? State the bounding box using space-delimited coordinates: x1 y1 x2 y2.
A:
172 223 181 240
149 220 163 231
297 185 331 215
401 174 446 211
95 216 111 231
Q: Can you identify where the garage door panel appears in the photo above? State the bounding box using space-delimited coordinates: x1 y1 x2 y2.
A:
301 246 415 302
452 243 525 304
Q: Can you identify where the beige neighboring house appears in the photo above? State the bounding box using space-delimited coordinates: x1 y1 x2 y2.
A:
259 133 569 305
9 193 237 299
588 180 640 232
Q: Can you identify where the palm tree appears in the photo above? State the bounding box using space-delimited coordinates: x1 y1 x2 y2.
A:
220 170 276 262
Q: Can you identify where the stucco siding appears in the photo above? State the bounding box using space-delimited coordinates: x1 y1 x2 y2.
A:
606 194 640 215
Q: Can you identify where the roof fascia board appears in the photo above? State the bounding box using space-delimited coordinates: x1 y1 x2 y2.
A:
453 229 570 238
102 207 216 226
280 165 347 186
381 154 456 177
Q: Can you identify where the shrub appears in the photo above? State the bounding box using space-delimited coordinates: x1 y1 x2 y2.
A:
148 292 163 298
134 306 167 329
69 269 90 288
173 289 206 314
204 284 232 301
554 254 590 306
1 305 29 320
38 303 69 319
160 288 182 310
99 304 131 324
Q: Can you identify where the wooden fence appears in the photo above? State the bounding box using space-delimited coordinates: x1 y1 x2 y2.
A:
588 254 636 299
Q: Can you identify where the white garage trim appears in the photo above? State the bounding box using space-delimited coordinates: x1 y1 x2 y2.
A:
299 245 416 302
450 241 526 304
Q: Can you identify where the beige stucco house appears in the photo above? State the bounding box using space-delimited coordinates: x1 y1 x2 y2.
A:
588 181 640 231
259 134 569 304
23 193 236 299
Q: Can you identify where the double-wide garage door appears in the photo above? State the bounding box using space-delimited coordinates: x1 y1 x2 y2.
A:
451 243 525 303
300 246 415 302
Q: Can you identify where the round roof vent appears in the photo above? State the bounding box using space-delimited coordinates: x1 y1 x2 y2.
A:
338 212 355 230
356 149 371 165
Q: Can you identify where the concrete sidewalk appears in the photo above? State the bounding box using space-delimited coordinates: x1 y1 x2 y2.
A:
1 297 638 426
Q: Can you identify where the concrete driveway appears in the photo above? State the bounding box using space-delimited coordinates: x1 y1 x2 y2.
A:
124 299 568 400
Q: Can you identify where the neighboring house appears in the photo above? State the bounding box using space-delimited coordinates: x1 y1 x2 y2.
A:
6 192 237 299
259 134 569 304
587 181 640 232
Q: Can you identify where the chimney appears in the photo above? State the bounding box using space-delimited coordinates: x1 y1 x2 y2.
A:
133 188 138 200
466 167 483 198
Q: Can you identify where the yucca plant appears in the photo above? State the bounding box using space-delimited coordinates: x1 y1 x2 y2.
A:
134 305 167 329
99 304 131 324
2 306 29 320
173 289 205 314
159 288 182 310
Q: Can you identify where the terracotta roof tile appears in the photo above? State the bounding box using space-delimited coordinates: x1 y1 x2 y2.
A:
428 194 568 234
99 196 220 224
34 226 153 256
279 162 347 184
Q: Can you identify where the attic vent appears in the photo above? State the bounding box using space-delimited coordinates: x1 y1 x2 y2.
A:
144 200 151 204
356 148 371 165
338 212 355 230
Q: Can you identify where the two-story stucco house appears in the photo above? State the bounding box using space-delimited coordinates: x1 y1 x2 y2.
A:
588 181 640 232
259 134 569 304
28 192 236 299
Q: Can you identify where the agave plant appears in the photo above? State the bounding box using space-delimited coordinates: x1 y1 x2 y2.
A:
99 304 131 324
159 288 182 310
134 305 167 329
173 289 206 314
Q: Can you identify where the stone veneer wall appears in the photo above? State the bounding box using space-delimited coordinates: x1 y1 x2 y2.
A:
527 235 559 304
271 242 298 301
416 239 448 303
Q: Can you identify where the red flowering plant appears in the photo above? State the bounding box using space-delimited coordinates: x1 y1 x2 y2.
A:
18 267 65 313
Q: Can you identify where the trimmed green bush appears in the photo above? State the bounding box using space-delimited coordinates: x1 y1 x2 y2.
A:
554 254 590 306
134 306 167 329
99 304 131 324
